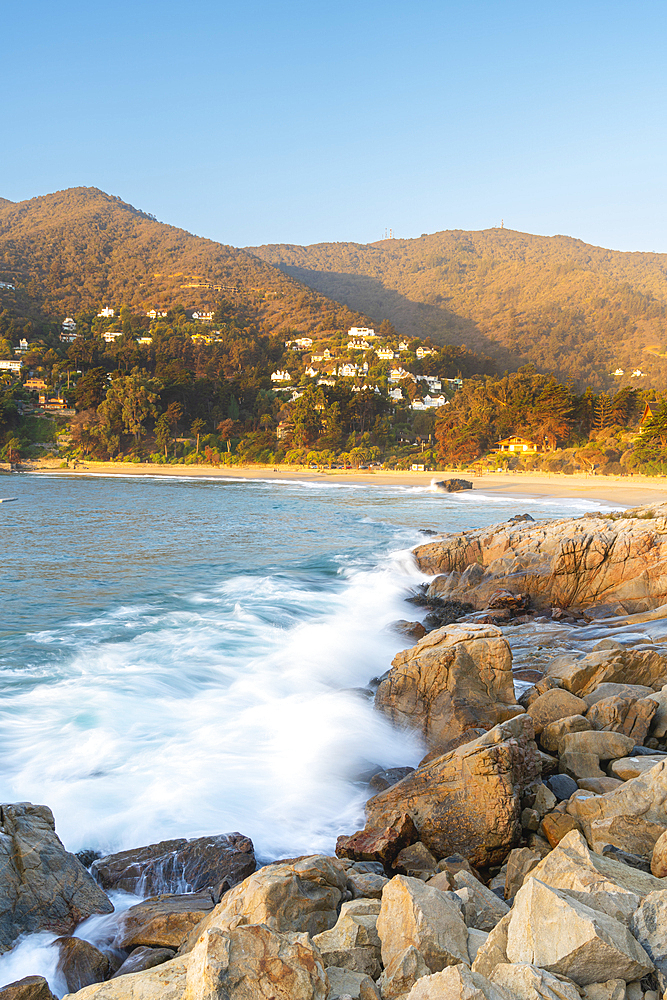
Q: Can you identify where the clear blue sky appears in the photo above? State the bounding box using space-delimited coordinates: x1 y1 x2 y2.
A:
3 0 667 252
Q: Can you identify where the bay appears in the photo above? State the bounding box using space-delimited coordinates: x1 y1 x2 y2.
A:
0 472 616 860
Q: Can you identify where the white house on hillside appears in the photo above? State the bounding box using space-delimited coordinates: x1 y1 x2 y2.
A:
376 347 396 360
348 327 375 339
97 307 115 318
271 370 291 382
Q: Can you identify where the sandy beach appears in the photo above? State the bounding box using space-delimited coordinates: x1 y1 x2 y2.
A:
12 458 667 507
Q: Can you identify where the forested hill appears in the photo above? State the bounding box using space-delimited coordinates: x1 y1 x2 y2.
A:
0 188 365 336
249 229 667 388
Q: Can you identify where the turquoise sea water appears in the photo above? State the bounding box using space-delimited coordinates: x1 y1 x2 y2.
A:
0 472 619 860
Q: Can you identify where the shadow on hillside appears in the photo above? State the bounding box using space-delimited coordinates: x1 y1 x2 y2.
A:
278 265 516 367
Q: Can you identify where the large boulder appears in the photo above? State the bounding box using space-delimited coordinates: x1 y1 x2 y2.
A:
376 875 469 974
0 979 57 1000
546 648 667 698
524 829 667 923
54 937 111 994
363 716 541 867
0 802 113 953
412 507 667 613
567 759 667 856
113 891 216 950
375 625 521 749
527 690 588 736
505 877 654 985
91 833 255 896
184 923 328 1000
179 855 347 954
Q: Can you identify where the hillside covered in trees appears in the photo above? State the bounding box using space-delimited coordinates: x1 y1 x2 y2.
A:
0 187 366 338
249 229 667 389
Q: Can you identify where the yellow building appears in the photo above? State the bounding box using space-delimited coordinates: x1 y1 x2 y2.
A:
496 436 541 454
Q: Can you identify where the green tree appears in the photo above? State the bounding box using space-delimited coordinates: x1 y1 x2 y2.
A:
191 418 206 454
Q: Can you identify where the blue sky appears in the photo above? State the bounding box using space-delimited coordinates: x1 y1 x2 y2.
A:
3 1 667 251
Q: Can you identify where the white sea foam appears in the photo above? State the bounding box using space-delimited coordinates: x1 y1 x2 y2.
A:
0 545 427 860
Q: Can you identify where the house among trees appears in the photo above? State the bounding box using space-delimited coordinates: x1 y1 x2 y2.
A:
641 400 657 430
25 378 48 390
348 327 375 339
97 307 115 318
60 317 77 343
271 370 291 382
496 435 542 454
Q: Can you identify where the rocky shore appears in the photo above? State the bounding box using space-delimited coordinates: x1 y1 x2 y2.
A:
4 503 667 1000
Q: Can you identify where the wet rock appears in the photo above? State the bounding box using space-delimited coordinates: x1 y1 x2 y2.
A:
390 621 427 642
53 936 110 993
0 978 57 1000
376 874 469 973
369 768 415 793
91 833 255 897
180 855 347 954
59 955 188 999
363 716 541 868
375 625 522 750
185 922 328 1000
413 506 667 614
113 891 216 950
0 802 113 953
527 689 589 735
651 829 667 877
506 877 654 985
111 946 176 979
490 962 581 999
433 478 472 492
336 813 417 866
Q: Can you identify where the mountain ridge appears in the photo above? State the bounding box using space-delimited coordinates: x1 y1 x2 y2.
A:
248 228 667 387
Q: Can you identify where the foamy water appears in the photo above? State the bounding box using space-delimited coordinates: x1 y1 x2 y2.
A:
0 473 623 991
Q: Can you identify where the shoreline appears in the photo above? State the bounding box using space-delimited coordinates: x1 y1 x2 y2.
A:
13 458 667 507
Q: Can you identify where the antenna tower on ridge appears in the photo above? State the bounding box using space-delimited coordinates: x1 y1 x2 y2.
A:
501 219 504 229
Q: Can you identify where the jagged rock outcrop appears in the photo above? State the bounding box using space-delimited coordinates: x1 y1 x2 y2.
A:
375 625 522 749
376 875 469 974
363 716 540 867
545 648 667 697
91 833 255 896
506 878 654 985
413 506 667 612
179 855 347 954
0 802 113 953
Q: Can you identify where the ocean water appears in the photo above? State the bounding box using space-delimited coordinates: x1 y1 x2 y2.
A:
0 473 619 862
